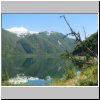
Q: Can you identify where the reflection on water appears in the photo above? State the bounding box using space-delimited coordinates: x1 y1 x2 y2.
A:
22 58 36 68
2 55 66 79
7 74 53 86
2 55 77 86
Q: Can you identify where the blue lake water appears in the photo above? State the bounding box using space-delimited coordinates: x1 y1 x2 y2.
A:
77 71 81 75
26 79 53 86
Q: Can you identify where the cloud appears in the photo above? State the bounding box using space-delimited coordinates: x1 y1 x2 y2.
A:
6 27 39 36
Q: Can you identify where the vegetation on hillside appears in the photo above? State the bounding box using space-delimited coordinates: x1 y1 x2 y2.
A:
72 32 98 56
49 60 98 86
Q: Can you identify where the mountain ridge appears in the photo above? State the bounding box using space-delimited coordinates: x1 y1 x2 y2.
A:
2 28 76 56
2 28 77 79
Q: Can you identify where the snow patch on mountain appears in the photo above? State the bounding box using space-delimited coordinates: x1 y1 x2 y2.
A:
47 32 51 36
46 31 57 36
58 40 62 46
6 27 39 37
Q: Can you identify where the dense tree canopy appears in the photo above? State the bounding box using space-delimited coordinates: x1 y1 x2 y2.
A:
72 32 98 57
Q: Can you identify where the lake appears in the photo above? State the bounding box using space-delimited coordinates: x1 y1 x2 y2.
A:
7 74 53 86
2 54 75 85
27 79 52 86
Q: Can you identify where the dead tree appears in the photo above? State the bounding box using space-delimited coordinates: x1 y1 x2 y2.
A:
60 15 97 58
83 26 87 40
60 15 81 42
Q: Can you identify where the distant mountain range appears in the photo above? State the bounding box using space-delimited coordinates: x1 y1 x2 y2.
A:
2 28 76 56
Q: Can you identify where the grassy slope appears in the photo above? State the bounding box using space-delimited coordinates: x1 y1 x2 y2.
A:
50 61 98 86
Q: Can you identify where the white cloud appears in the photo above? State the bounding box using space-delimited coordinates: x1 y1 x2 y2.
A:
6 27 39 36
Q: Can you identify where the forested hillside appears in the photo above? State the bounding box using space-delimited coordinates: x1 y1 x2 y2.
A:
72 32 98 56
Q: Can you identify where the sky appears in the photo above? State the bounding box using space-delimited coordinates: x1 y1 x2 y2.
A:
2 14 98 40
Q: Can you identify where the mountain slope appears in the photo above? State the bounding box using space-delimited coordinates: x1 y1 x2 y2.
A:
2 29 76 56
72 32 98 56
2 29 19 55
2 29 76 79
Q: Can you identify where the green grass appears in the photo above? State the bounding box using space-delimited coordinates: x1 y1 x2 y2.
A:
77 63 98 86
49 61 98 86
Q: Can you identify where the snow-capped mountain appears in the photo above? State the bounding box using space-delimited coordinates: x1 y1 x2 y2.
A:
6 27 39 37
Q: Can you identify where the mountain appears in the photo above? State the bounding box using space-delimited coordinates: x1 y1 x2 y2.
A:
2 29 19 55
6 27 39 37
2 28 76 79
2 29 76 56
